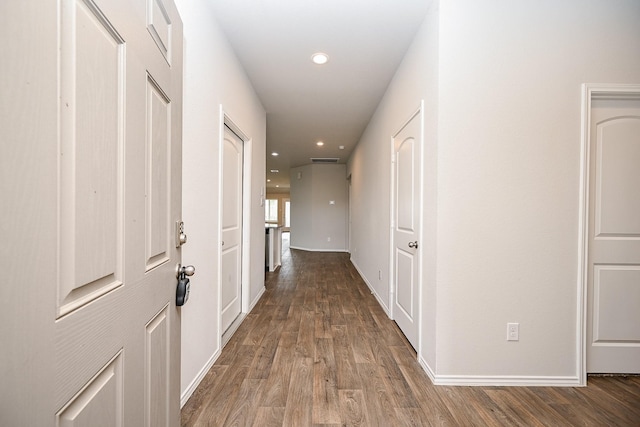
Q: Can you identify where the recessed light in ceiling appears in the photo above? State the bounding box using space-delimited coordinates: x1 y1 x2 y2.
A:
271 152 279 156
339 145 345 150
276 185 280 188
270 169 279 173
316 141 324 146
311 52 329 65
267 179 271 182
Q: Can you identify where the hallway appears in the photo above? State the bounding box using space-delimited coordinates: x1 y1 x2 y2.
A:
181 243 640 426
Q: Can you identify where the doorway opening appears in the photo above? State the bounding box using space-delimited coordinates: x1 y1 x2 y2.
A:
284 199 291 231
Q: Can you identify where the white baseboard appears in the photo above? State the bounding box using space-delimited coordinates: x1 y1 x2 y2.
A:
350 257 391 316
289 245 349 253
249 286 265 312
222 313 247 348
180 348 221 408
414 329 582 387
430 373 582 387
418 355 437 383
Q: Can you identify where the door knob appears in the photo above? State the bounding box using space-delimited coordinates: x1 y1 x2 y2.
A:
408 241 419 249
181 265 196 277
176 264 196 279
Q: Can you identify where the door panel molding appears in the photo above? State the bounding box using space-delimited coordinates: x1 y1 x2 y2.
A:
578 83 640 383
56 349 124 426
145 73 172 272
58 0 126 318
146 0 172 64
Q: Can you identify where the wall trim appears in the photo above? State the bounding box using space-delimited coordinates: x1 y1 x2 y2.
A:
248 285 265 312
351 256 391 316
418 355 436 383
431 374 582 387
180 348 221 408
288 245 349 253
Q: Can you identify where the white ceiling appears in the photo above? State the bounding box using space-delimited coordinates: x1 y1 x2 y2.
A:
209 0 431 190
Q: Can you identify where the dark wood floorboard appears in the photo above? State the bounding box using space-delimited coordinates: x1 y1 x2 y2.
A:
182 234 640 426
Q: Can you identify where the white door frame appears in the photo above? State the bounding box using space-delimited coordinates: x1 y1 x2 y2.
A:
389 102 425 355
347 174 352 253
577 83 640 385
217 107 253 344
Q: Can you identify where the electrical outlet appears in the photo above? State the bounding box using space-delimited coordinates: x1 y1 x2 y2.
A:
327 237 331 242
507 323 519 341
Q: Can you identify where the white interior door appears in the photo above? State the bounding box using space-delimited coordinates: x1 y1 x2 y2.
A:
221 127 244 334
2 0 183 424
392 112 421 350
587 95 640 373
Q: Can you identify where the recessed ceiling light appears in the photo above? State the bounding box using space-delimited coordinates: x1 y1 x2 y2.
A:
311 52 329 65
316 141 324 146
276 185 280 188
339 145 345 150
271 152 279 156
270 169 279 173
267 179 271 182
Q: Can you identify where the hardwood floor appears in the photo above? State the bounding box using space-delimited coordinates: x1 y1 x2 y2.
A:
181 237 640 426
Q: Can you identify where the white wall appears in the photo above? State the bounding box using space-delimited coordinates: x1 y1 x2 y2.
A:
175 0 266 404
435 0 640 381
290 164 348 251
290 165 313 248
347 4 439 323
348 0 640 384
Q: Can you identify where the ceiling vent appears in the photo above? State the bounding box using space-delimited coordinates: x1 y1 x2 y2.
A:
310 157 340 163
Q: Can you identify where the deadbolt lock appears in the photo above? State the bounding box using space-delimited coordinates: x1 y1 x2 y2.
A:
176 221 187 247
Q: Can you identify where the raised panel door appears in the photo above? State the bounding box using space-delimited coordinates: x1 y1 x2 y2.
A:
221 127 244 334
392 111 421 350
1 0 183 424
587 96 640 373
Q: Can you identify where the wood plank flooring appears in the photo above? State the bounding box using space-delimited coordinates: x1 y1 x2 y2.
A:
182 236 640 426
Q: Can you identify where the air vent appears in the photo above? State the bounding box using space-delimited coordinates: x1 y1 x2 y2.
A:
310 157 340 163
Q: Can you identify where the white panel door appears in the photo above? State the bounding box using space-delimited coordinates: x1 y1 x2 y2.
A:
1 0 183 424
221 127 244 333
392 112 421 350
587 96 640 373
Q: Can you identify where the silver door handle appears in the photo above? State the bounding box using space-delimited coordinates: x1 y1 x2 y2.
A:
408 241 418 249
181 265 195 277
176 264 196 279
